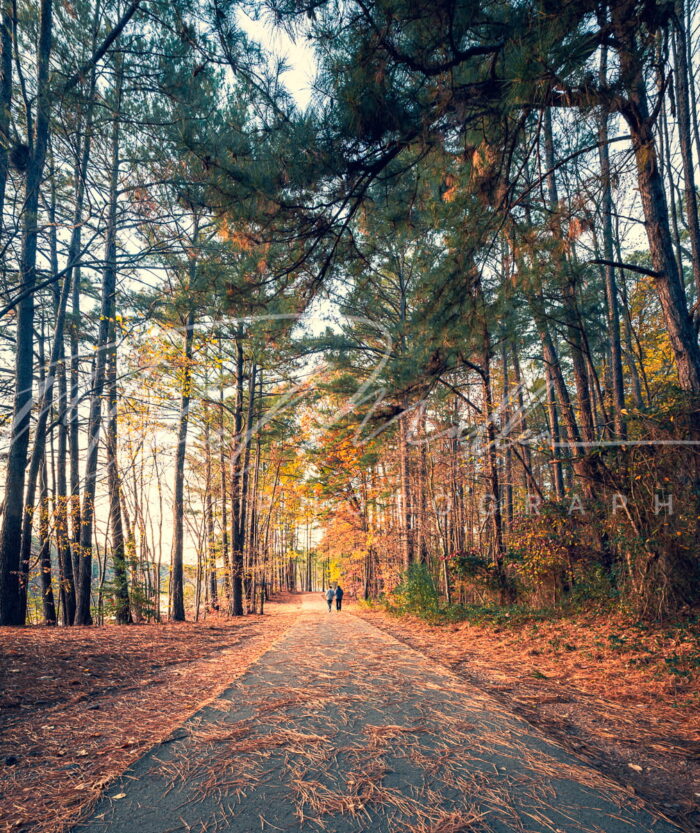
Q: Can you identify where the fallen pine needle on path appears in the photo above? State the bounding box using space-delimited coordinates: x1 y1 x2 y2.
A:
351 601 700 830
61 594 681 833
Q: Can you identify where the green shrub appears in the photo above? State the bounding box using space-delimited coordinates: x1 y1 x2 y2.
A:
388 564 440 617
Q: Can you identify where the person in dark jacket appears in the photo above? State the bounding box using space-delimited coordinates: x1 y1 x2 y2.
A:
335 584 344 611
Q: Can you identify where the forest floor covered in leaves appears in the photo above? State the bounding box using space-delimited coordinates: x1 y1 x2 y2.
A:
0 594 304 833
352 603 700 830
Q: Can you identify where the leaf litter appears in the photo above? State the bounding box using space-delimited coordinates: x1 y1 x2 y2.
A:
3 597 693 833
353 603 700 831
0 595 304 833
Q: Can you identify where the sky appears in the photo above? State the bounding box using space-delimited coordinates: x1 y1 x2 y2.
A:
236 8 317 110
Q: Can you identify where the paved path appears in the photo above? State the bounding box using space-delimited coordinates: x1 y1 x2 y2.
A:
73 599 675 833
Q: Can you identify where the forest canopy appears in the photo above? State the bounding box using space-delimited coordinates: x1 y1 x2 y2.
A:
0 0 699 626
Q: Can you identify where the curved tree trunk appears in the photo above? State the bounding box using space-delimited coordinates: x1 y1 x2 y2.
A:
611 4 700 392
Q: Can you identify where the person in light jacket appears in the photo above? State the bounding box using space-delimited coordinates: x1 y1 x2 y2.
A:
324 587 334 612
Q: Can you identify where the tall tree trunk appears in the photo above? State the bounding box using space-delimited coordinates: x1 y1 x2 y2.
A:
450 399 465 555
618 267 646 408
30 322 56 625
0 0 53 625
120 484 138 618
55 283 75 622
398 411 413 571
471 269 509 601
69 263 82 587
416 408 429 563
685 0 700 164
230 334 245 615
18 202 78 616
511 340 535 492
67 20 100 587
500 343 514 525
247 380 262 605
543 108 596 444
481 363 509 600
219 369 230 603
232 353 257 613
56 346 75 624
170 308 195 621
531 293 597 498
38 457 56 625
238 361 257 602
106 332 131 624
397 267 414 572
612 8 700 391
46 165 76 623
203 396 218 611
74 67 122 625
673 0 700 301
545 366 565 500
658 75 685 275
0 0 13 232
598 44 626 438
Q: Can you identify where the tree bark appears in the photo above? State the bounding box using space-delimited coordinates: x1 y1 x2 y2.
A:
500 343 514 525
230 335 252 616
673 1 700 302
18 202 78 616
170 308 195 621
543 108 596 444
598 44 626 438
612 5 700 391
38 457 56 625
0 0 13 233
545 366 565 500
0 0 53 625
74 66 122 625
219 368 230 602
67 8 100 589
106 332 131 624
398 410 413 571
203 395 218 611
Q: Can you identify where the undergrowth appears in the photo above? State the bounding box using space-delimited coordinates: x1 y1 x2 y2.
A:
377 564 558 627
372 566 700 652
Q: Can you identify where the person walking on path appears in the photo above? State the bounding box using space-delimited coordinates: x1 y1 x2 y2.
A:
324 587 334 612
335 584 344 611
